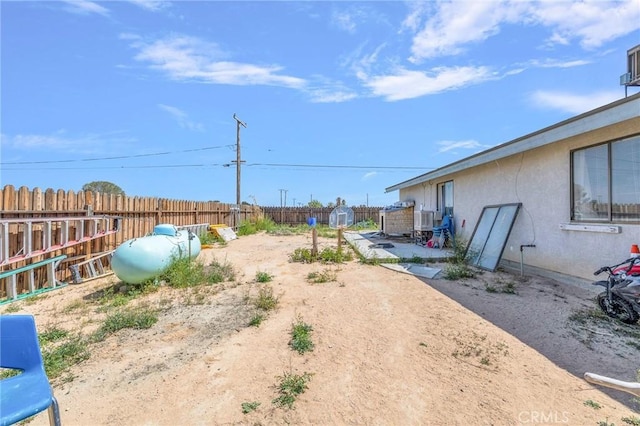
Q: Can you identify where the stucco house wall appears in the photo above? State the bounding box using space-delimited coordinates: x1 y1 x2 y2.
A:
391 96 640 282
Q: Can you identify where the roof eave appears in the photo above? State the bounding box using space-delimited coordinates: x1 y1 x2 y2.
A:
385 92 640 193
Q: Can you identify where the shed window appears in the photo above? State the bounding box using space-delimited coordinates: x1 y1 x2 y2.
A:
571 135 640 222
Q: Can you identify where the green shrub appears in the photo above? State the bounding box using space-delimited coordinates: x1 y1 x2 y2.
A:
3 303 21 313
442 264 476 280
206 258 236 284
237 221 257 236
316 226 337 238
160 257 235 288
96 281 158 308
92 307 158 342
450 238 469 265
39 327 69 346
161 257 206 288
255 271 273 283
353 219 377 230
290 247 315 263
241 401 261 414
306 269 337 284
199 232 222 245
237 217 277 236
42 335 90 379
254 285 278 311
319 246 353 263
272 371 313 409
290 317 314 354
249 313 265 327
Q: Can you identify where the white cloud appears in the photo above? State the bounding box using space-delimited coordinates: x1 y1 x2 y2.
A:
10 133 74 150
308 89 358 104
304 75 359 103
129 35 306 88
530 90 622 114
531 0 640 49
2 130 135 154
437 140 491 154
400 2 431 34
362 171 378 181
408 1 522 62
127 0 170 12
507 57 591 75
406 0 640 62
158 104 204 131
528 58 591 69
332 10 357 34
362 65 496 101
60 0 109 16
330 4 388 34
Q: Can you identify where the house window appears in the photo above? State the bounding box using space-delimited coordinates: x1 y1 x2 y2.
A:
437 180 454 217
571 135 640 222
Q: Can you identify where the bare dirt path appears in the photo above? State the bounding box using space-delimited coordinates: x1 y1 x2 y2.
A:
6 231 639 425
419 265 640 409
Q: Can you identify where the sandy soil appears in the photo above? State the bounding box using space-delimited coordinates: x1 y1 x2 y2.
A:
5 231 640 426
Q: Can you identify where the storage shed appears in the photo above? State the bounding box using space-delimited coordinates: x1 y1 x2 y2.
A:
379 202 414 236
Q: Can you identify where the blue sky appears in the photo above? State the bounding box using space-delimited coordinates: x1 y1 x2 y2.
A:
2 1 639 207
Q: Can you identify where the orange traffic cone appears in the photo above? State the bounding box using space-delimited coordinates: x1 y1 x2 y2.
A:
631 244 640 258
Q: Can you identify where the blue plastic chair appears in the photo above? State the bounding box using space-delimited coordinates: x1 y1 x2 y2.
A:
432 215 454 248
0 315 61 426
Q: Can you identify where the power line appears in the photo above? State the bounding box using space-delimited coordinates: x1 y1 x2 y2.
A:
1 164 222 170
0 144 234 165
246 163 426 170
1 162 431 171
1 162 432 171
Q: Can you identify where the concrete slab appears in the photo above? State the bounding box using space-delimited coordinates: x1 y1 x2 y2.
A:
380 263 442 278
343 231 452 261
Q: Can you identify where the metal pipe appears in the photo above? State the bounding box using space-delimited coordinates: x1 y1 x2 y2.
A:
519 244 536 276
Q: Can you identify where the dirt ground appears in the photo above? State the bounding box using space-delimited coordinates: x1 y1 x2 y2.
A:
5 231 640 425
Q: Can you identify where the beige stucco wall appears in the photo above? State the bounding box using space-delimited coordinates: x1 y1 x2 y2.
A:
398 117 640 281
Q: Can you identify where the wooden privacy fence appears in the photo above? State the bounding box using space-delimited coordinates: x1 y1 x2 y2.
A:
0 185 384 301
261 206 383 226
0 185 260 300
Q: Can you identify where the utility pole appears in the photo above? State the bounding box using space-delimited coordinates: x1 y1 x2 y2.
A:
279 189 288 224
232 114 246 229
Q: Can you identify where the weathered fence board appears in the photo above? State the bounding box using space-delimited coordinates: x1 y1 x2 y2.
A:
260 206 382 226
0 185 384 300
0 185 259 299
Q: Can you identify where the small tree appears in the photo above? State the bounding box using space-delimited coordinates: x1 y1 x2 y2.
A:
307 200 323 208
82 181 125 195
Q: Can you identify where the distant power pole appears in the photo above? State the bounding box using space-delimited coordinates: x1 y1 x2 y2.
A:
279 189 288 223
232 114 247 229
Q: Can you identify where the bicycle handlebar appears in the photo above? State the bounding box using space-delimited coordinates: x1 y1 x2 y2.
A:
593 267 608 276
594 257 640 276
